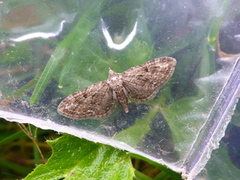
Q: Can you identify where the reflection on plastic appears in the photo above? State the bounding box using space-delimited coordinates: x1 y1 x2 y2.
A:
10 20 66 42
234 34 240 41
101 18 138 50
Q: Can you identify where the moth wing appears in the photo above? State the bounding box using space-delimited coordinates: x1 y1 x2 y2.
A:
121 57 176 101
57 80 116 119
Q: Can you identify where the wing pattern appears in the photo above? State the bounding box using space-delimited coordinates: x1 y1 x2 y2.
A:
57 57 176 119
57 81 116 119
122 57 176 101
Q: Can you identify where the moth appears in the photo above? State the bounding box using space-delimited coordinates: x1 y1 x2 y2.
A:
57 57 176 119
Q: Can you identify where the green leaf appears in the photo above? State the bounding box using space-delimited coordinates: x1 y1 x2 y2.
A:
130 153 182 180
113 106 159 147
114 118 150 147
204 141 240 180
0 130 26 146
161 96 203 144
30 46 66 105
207 0 232 49
24 134 134 180
30 1 103 105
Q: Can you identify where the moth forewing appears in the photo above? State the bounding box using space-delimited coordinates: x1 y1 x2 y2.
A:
121 57 176 102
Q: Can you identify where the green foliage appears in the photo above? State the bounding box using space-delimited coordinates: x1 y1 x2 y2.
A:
1 0 239 179
24 134 134 180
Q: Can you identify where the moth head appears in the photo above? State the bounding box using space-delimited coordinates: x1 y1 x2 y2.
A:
108 68 118 78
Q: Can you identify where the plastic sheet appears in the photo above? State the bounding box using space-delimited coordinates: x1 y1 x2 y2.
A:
1 0 240 179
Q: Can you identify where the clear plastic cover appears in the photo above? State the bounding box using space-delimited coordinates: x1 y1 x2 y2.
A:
0 0 240 179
